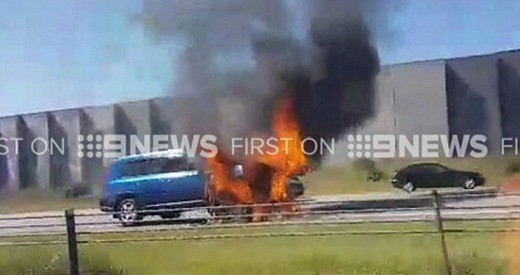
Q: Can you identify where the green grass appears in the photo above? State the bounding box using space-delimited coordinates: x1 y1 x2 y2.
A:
0 247 124 275
0 222 512 275
304 164 391 195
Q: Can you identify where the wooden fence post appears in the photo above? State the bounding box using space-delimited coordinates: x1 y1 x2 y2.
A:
432 191 452 275
65 208 79 275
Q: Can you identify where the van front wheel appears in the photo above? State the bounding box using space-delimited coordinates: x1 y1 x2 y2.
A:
117 199 142 226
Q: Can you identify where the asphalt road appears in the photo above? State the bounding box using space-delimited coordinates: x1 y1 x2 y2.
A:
1 189 519 238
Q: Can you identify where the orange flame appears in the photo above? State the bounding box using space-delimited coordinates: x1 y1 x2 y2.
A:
258 95 307 202
205 152 253 205
206 92 307 219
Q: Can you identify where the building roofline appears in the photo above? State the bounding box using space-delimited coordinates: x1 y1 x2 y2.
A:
384 47 520 68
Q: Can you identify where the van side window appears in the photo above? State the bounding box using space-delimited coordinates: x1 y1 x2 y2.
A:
161 158 190 173
119 157 193 178
120 159 157 178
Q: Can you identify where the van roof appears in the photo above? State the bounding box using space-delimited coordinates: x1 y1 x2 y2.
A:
117 149 185 162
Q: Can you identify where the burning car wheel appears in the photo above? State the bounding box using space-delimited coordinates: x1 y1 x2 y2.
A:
204 174 219 219
117 199 142 226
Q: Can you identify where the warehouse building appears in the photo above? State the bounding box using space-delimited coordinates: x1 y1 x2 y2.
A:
1 49 520 192
328 49 520 164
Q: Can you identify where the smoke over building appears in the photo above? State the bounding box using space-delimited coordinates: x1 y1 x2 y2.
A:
0 2 519 193
138 0 389 163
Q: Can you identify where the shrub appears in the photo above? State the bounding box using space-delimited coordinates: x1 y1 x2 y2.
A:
65 182 93 199
352 158 386 182
505 160 520 175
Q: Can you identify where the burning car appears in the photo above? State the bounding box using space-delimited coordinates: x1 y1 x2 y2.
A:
204 96 311 221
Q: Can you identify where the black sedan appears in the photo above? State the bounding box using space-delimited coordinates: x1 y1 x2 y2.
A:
391 162 485 192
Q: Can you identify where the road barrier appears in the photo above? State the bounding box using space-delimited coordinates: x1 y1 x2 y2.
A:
1 190 519 275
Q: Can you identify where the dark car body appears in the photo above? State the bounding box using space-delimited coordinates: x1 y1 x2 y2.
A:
287 177 305 199
391 162 485 192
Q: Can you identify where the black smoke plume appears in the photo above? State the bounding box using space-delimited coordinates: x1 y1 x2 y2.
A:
138 0 397 163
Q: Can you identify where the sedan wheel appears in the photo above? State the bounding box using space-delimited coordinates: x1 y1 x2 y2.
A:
403 182 415 193
118 199 141 226
463 178 476 189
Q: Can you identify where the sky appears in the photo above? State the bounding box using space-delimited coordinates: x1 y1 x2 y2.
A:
0 0 519 116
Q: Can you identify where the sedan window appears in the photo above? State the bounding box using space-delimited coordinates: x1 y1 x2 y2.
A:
421 164 448 173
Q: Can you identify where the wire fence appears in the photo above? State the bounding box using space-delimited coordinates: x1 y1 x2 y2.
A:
1 190 520 275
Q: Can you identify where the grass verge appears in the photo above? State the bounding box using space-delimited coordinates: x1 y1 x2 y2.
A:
0 189 98 214
1 156 519 214
305 156 520 196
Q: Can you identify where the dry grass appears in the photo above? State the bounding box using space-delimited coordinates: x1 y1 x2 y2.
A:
305 156 520 196
0 189 98 214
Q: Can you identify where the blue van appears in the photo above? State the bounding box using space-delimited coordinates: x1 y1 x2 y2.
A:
99 150 207 225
